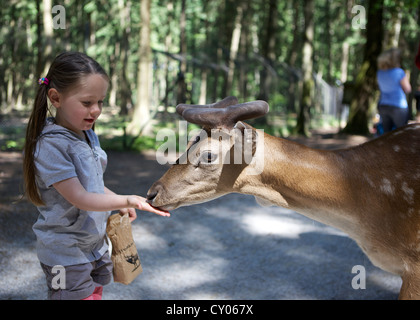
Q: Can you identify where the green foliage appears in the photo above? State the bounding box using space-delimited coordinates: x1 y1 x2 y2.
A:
0 121 26 151
1 0 420 146
95 115 182 152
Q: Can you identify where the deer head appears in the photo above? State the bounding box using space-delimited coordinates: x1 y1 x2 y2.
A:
147 97 269 210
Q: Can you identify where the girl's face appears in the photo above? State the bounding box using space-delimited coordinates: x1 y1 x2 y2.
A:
48 74 109 138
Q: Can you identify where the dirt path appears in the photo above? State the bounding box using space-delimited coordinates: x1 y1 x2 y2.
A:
0 131 401 300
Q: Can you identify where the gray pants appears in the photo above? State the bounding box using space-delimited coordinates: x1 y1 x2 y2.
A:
40 251 113 300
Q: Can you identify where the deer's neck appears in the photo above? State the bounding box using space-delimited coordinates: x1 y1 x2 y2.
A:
237 134 360 235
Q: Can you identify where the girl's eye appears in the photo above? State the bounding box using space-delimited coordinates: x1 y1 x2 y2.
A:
82 101 91 106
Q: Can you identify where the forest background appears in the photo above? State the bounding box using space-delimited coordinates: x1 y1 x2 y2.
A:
1 0 420 151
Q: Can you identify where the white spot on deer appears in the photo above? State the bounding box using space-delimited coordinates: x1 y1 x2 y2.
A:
407 207 415 218
402 182 415 205
363 174 375 188
393 145 400 152
380 178 394 195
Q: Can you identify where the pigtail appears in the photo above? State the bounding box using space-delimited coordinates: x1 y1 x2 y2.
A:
23 83 50 206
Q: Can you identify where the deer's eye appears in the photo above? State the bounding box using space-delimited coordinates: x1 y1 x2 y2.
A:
200 151 217 164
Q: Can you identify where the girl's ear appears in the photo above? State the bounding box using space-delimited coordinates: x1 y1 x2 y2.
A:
48 88 61 108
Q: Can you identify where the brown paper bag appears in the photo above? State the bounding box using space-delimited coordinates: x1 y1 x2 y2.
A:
106 213 143 285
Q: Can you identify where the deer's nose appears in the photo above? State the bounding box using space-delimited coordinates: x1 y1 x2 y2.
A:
146 182 163 204
146 191 157 203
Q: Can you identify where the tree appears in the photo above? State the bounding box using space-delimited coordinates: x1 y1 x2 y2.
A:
257 0 278 103
286 0 302 113
340 0 353 85
384 0 403 48
342 0 384 135
126 0 152 137
226 1 244 94
294 0 314 136
41 0 53 75
176 0 187 104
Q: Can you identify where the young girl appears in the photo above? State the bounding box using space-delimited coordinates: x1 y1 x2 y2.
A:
23 51 170 300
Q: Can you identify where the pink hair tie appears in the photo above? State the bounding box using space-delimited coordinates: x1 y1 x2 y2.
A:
38 77 49 85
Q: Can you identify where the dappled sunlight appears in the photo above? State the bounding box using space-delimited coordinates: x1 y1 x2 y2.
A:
133 225 168 251
150 258 226 289
205 194 347 239
241 211 318 239
369 269 402 294
131 256 228 300
0 245 45 299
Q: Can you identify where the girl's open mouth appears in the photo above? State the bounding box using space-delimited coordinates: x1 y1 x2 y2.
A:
84 119 94 124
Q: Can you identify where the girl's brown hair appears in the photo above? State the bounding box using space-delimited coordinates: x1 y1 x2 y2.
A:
23 52 108 206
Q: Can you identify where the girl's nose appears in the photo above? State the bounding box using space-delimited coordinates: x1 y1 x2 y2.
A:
91 103 102 116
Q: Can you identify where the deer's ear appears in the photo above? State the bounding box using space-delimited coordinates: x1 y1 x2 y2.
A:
233 121 258 159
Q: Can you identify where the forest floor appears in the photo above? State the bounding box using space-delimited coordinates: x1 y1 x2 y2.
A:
0 127 402 300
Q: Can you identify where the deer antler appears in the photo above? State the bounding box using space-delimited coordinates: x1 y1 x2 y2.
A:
176 96 239 115
176 96 269 129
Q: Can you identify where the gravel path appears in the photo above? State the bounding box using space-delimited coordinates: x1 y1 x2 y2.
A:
0 137 402 300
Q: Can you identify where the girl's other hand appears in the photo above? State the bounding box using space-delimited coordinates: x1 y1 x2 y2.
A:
118 207 137 222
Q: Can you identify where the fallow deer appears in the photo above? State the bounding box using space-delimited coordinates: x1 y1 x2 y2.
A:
147 96 420 299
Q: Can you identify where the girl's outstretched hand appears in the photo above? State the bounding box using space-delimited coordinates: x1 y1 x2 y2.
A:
140 201 171 217
127 195 171 218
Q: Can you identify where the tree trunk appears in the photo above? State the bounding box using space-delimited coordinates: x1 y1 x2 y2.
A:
238 5 250 102
257 0 277 103
35 0 43 78
42 0 53 75
127 0 152 137
118 0 132 116
295 0 314 136
384 1 403 48
109 40 120 110
325 0 333 84
163 1 174 112
226 2 245 94
176 0 187 104
287 0 301 113
342 0 384 135
340 0 352 84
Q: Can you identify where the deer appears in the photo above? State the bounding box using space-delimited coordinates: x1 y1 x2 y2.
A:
146 96 420 299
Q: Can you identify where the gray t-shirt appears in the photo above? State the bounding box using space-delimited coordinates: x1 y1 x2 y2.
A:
33 118 111 266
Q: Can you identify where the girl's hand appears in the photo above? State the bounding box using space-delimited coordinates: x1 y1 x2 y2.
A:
126 195 171 217
118 207 137 222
